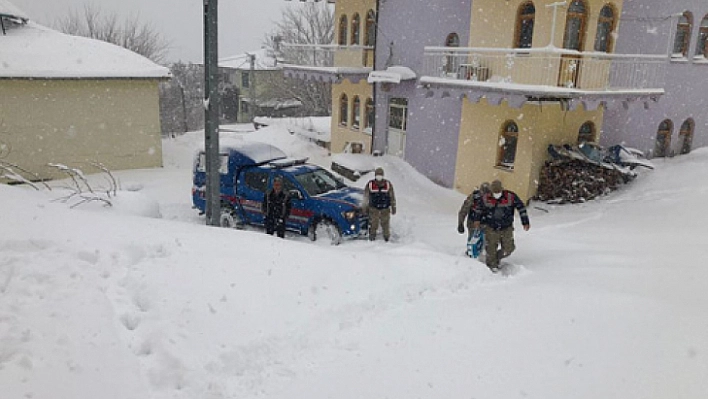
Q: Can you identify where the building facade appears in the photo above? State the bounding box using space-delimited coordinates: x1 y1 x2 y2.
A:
602 0 708 157
285 0 677 201
283 0 375 154
0 6 169 182
220 49 303 123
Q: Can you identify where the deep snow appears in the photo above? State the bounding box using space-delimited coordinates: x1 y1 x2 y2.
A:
1 124 706 399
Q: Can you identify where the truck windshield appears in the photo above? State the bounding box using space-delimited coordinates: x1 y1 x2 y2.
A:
295 169 347 196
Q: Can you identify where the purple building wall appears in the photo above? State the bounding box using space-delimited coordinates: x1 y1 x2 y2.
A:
372 0 472 187
602 0 708 157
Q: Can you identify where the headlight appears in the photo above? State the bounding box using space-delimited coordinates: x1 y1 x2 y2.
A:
342 210 357 220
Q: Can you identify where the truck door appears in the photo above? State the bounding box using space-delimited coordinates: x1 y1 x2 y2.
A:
280 175 312 233
238 170 269 225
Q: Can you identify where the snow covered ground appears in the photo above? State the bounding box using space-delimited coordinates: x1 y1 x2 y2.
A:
1 124 707 399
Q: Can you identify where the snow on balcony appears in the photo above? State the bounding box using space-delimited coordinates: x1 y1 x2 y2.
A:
422 46 668 94
280 43 373 82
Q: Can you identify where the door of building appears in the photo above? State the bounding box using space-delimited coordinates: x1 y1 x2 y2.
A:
386 97 408 157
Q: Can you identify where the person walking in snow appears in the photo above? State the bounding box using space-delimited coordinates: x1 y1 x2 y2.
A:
458 182 491 257
472 180 530 272
262 177 291 238
363 167 396 242
457 181 491 238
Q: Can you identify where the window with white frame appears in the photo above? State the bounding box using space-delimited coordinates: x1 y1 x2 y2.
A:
497 121 519 169
578 121 596 144
365 10 376 46
365 97 375 133
339 94 349 126
672 12 693 57
594 4 616 52
338 15 348 46
515 2 535 49
563 0 587 51
351 13 361 45
695 16 708 58
352 96 361 128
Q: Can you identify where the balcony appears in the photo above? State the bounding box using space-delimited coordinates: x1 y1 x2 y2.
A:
280 43 374 83
421 46 668 107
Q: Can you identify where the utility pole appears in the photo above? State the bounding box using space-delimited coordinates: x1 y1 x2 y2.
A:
204 0 221 226
248 53 256 122
178 82 189 133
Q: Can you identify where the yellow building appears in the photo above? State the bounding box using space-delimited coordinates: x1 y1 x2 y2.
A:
420 0 662 201
282 0 377 154
0 11 169 182
283 0 665 201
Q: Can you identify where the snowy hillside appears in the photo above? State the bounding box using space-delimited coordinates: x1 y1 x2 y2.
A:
1 125 706 399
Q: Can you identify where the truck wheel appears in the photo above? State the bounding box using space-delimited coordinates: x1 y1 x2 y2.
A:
308 219 342 246
220 207 244 229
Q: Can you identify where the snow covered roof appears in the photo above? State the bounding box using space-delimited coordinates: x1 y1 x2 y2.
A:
203 141 287 166
219 48 280 71
0 22 170 80
0 0 28 20
368 66 417 84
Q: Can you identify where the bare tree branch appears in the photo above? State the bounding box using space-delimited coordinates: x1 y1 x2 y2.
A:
48 163 114 208
0 161 52 190
55 3 169 63
263 3 334 116
90 161 118 197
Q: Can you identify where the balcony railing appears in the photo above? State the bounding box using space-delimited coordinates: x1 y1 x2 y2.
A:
423 47 668 92
280 43 375 69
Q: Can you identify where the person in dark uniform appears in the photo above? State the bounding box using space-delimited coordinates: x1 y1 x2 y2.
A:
472 180 530 272
363 167 396 242
458 181 491 238
262 177 291 238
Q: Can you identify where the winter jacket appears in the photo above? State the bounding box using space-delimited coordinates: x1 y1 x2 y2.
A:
363 179 396 212
262 189 291 222
472 190 529 231
458 189 485 228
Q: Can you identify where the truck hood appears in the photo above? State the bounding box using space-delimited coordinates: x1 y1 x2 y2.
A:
316 186 364 208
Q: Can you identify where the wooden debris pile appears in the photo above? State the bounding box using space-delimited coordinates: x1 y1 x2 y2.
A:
534 158 635 204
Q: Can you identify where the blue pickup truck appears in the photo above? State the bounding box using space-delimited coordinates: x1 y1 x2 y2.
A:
192 141 368 244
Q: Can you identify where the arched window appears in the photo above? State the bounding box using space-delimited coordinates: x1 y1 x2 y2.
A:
498 121 519 169
679 118 694 154
365 10 377 46
351 13 361 45
695 16 708 58
515 2 535 49
578 121 596 144
339 94 349 126
594 4 616 52
352 96 361 128
365 97 375 131
444 33 460 74
655 119 673 157
446 32 460 47
338 15 348 46
563 0 587 51
672 12 693 57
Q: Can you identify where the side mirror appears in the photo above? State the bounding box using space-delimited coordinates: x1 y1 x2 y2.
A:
289 189 304 200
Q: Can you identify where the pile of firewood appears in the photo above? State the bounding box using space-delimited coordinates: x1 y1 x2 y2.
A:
534 159 635 204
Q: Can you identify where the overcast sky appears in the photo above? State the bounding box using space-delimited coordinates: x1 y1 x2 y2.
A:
11 0 296 63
